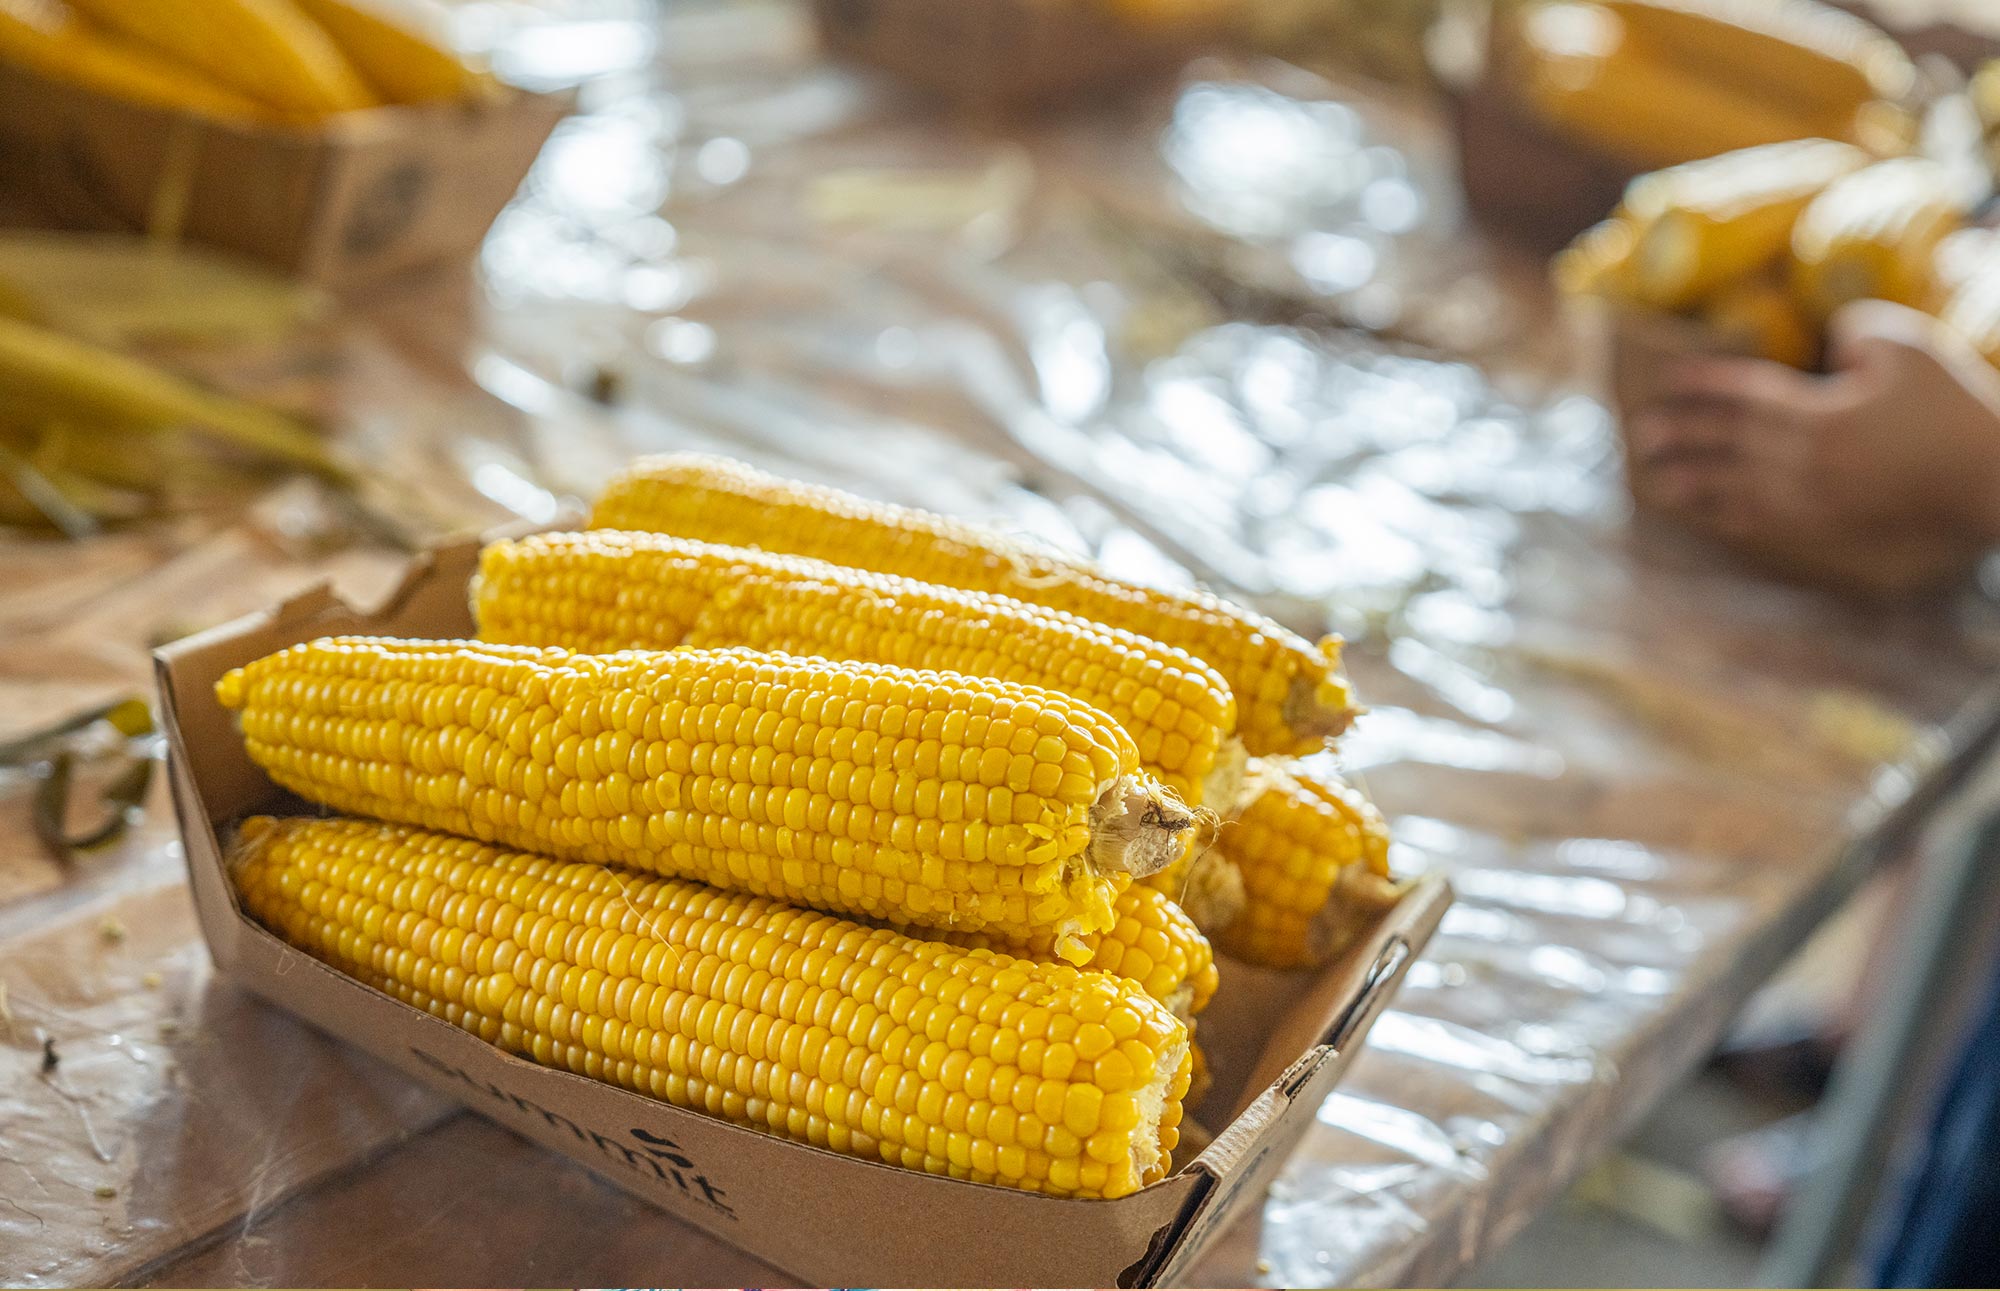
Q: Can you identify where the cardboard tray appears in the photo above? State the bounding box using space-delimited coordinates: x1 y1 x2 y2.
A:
0 61 569 287
154 533 1451 1287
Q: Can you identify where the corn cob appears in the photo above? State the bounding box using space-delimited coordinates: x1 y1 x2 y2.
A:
475 530 1244 809
589 454 1356 758
217 638 1197 957
290 0 484 104
1702 276 1816 369
1616 138 1868 311
1213 763 1398 971
232 815 1191 1198
62 0 378 115
1602 0 1914 122
921 882 1218 1023
0 0 274 122
1791 158 1967 321
1140 841 1245 936
1511 4 1850 171
0 314 341 476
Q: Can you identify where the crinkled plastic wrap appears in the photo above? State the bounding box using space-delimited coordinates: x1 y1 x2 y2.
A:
7 2 2000 1287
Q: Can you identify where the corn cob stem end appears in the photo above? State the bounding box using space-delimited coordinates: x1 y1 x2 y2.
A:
1090 776 1197 879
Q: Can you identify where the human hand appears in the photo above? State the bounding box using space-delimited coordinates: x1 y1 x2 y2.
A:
1624 300 2000 596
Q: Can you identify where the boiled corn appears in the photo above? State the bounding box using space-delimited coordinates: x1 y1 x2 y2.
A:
232 814 1192 1198
216 638 1197 957
291 0 483 104
1214 763 1398 971
475 530 1243 808
589 454 1357 758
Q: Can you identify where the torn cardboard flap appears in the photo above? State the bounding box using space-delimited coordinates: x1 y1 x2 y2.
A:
154 532 1450 1285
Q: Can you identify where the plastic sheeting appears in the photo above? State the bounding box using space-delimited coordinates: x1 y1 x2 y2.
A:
7 3 2000 1286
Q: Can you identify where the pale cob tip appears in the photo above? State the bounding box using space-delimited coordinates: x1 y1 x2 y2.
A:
1089 776 1197 879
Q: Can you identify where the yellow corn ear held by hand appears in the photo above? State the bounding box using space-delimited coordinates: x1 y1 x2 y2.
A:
290 0 482 104
216 638 1198 956
1616 138 1868 311
62 0 378 115
1214 762 1399 971
589 454 1358 758
475 530 1243 808
232 815 1192 1198
0 0 273 122
1791 157 1967 321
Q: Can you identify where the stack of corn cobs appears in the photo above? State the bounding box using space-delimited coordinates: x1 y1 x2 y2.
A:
219 454 1402 1201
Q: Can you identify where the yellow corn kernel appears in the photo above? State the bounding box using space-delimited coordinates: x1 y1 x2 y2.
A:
0 0 273 123
232 815 1192 1198
588 454 1357 758
216 637 1197 955
476 530 1242 808
1792 158 1968 321
63 0 378 115
1214 761 1400 971
1616 138 1868 311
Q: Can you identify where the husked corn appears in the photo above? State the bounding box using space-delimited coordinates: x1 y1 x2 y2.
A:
922 882 1218 1022
588 454 1357 758
1618 139 1868 310
63 0 378 115
1792 158 1967 320
291 0 482 104
216 638 1197 957
476 530 1243 808
1139 842 1246 937
1215 763 1399 971
232 815 1192 1198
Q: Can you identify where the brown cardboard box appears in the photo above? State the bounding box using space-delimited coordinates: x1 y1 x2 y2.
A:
0 61 568 287
154 532 1451 1287
814 0 1213 113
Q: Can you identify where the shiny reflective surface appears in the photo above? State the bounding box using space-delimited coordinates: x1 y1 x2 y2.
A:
6 2 2000 1286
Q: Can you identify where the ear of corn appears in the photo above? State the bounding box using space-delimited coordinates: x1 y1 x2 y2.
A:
1602 0 1914 121
216 638 1199 957
1791 158 1967 320
1213 763 1398 971
588 454 1357 758
1510 4 1851 171
1616 138 1868 311
475 530 1243 809
0 0 274 123
61 0 378 115
920 882 1218 1024
1138 840 1245 936
290 0 483 104
232 814 1192 1198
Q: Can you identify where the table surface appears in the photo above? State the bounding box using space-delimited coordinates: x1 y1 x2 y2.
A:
8 4 2000 1287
